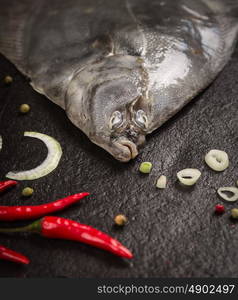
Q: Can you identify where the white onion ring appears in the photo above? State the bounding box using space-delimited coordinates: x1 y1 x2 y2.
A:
0 135 2 151
6 132 62 180
177 168 201 186
217 187 238 202
205 149 229 171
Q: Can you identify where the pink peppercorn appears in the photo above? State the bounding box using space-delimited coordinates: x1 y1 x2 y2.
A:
215 204 225 214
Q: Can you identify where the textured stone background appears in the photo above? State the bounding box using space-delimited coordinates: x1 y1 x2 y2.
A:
0 44 237 278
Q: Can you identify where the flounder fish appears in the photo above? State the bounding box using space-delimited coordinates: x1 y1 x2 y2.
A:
0 0 238 161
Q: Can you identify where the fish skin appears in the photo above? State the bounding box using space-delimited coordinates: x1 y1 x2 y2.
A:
0 0 237 161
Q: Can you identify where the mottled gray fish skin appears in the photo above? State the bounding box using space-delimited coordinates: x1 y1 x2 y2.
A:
0 0 238 161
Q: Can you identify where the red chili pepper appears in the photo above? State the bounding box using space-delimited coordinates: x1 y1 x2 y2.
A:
0 216 133 259
0 180 18 193
0 192 89 221
0 244 30 265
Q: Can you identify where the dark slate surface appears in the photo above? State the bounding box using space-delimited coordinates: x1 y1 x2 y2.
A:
0 44 238 278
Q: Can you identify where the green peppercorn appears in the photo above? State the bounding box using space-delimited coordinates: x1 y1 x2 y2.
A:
231 208 238 219
139 162 152 174
19 104 31 114
4 75 13 85
114 214 127 226
22 187 34 197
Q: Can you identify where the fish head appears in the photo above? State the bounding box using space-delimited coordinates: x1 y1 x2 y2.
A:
66 55 149 162
89 78 149 162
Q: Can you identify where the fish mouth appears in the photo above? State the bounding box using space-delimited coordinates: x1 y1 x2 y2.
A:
114 139 138 162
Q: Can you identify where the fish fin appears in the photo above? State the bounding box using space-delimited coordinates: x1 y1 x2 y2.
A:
218 16 238 62
204 0 238 37
204 0 238 18
0 0 36 75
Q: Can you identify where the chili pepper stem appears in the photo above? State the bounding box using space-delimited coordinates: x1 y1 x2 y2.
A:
0 219 41 234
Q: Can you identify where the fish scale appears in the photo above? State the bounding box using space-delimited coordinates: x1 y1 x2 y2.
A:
0 0 237 161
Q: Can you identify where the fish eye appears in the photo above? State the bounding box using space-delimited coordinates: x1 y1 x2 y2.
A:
109 111 123 130
135 110 148 129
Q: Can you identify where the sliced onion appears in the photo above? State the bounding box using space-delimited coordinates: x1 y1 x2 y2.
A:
6 132 62 180
156 175 167 189
177 168 201 186
205 149 229 172
217 187 238 202
0 135 2 151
